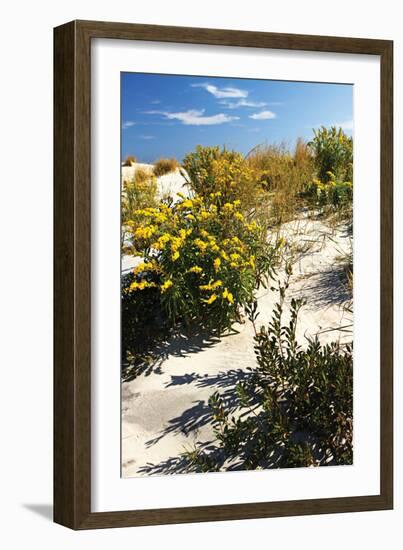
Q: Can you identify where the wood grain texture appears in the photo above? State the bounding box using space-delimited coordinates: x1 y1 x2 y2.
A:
54 20 393 530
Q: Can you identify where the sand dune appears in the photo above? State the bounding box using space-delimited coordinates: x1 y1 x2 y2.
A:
121 216 353 478
121 162 190 201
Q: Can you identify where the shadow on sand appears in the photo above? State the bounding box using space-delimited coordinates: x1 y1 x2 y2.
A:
291 265 352 310
134 368 254 476
123 327 239 382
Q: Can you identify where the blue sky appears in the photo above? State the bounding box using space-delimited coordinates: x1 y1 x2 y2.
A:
121 73 353 163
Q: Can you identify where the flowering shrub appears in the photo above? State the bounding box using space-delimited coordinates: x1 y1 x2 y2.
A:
182 145 264 212
124 193 277 332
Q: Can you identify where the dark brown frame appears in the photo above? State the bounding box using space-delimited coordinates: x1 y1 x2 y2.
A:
54 20 393 530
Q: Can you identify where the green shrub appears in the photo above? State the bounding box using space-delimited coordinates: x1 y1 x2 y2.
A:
304 171 353 218
123 194 278 333
121 273 171 380
153 157 179 177
308 126 353 183
184 271 353 471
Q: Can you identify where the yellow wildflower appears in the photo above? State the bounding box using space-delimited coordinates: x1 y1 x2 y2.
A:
129 280 157 291
211 280 223 289
194 239 208 252
171 251 180 261
134 225 156 239
205 293 217 305
222 288 234 304
133 261 160 275
161 279 173 293
199 280 222 291
213 257 221 271
188 266 203 274
181 199 193 208
171 236 184 252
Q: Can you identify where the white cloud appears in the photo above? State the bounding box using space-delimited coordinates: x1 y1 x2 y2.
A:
220 99 268 109
249 110 277 120
122 121 135 129
145 109 239 126
191 83 248 99
139 135 155 140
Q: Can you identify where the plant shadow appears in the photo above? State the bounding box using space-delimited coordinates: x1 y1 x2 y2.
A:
142 368 253 452
122 326 238 382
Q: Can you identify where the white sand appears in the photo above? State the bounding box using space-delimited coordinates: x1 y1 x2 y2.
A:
121 216 353 477
121 162 190 201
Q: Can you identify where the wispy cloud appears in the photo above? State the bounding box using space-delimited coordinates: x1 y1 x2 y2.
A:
122 121 136 129
139 135 155 140
249 110 276 120
150 99 161 105
191 83 248 99
220 99 268 109
145 109 239 126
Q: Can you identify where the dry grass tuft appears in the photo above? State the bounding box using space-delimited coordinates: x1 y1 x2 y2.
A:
247 139 314 225
153 158 179 177
123 155 136 167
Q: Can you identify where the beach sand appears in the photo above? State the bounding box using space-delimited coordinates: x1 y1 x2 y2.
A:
121 215 353 477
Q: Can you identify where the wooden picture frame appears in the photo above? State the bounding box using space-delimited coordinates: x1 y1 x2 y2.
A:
54 19 393 529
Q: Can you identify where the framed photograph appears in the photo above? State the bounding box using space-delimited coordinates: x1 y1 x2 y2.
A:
54 20 393 529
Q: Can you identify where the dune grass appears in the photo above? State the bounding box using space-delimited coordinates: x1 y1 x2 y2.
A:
153 157 180 177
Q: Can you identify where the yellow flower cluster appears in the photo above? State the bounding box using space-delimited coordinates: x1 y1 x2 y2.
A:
188 266 203 274
199 280 223 291
132 260 160 276
161 279 173 293
213 257 221 271
204 294 217 305
134 225 156 239
222 288 234 304
125 193 268 320
129 280 157 291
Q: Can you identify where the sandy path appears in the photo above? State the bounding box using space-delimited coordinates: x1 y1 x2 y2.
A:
122 217 353 477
